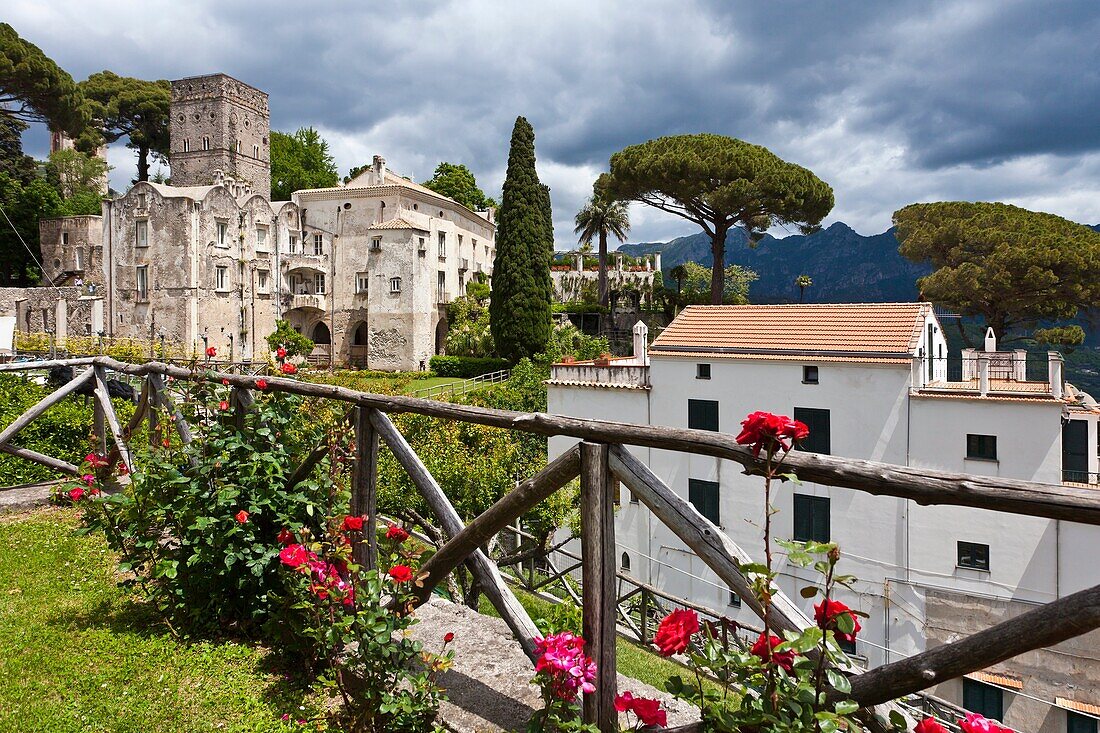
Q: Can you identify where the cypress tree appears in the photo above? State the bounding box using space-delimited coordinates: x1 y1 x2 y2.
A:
490 117 553 361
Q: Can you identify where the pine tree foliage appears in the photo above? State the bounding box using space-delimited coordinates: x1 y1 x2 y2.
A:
489 117 553 362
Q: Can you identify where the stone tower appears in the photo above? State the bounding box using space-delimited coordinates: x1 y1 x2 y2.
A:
169 74 270 199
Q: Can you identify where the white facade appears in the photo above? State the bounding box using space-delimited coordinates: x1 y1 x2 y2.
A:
547 304 1100 733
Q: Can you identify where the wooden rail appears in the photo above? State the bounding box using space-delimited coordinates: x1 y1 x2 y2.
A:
2 355 1099 733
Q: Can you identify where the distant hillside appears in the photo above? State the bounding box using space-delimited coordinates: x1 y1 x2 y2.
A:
619 221 1100 393
618 222 931 304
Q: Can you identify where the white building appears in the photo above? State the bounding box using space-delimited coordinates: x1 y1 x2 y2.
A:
547 303 1100 733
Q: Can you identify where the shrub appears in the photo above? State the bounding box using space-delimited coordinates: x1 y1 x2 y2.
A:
428 355 510 378
0 374 133 485
81 377 341 635
278 521 452 732
266 319 315 358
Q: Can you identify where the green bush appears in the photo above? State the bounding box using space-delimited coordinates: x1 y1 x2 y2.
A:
0 374 135 485
266 319 315 358
428 355 510 378
82 380 340 637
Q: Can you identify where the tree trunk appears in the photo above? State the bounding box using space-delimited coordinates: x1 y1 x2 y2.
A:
709 227 728 305
597 230 609 307
136 145 150 182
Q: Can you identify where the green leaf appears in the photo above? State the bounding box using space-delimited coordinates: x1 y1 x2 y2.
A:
834 700 859 715
800 586 820 598
826 669 851 694
836 612 856 635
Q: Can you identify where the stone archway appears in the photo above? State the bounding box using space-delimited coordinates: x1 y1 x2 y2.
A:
350 321 369 368
311 321 331 345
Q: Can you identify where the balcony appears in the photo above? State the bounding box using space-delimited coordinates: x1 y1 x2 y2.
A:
459 258 469 271
289 293 326 312
283 253 327 274
548 360 651 389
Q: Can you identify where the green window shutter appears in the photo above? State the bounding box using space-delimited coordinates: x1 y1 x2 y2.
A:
963 679 1003 721
688 399 720 432
688 479 720 524
793 407 831 455
793 494 830 542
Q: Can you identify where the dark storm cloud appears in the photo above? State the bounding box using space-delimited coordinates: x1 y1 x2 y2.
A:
10 0 1100 241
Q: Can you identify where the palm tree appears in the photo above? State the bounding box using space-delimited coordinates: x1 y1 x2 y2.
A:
796 274 813 303
574 195 630 308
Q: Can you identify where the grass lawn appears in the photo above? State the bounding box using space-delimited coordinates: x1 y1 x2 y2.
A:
403 376 465 395
0 508 329 733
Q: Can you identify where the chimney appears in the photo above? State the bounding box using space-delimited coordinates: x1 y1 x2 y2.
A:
911 356 925 389
632 321 649 365
372 155 386 183
984 327 997 353
1049 352 1065 399
978 353 990 395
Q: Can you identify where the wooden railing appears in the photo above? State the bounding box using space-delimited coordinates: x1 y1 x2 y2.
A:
3 356 1100 732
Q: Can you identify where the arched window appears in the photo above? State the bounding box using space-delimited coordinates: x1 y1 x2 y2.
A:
311 322 331 345
621 552 630 571
353 322 369 346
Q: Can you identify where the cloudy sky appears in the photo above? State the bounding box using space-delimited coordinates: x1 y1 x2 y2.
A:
12 0 1100 246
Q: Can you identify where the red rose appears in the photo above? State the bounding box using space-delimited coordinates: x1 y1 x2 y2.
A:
68 487 85 502
388 564 413 583
916 718 949 733
751 632 797 671
814 598 862 644
85 453 108 468
218 400 229 411
653 608 699 656
630 696 667 728
279 544 311 568
444 632 455 643
205 346 217 358
235 510 249 524
277 528 295 545
276 346 287 359
386 524 410 543
735 411 810 457
221 378 229 385
280 362 298 375
256 378 268 390
341 515 365 532
81 474 96 486
117 462 129 476
614 691 635 712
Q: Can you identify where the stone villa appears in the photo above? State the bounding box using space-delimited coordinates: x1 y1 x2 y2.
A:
4 72 496 370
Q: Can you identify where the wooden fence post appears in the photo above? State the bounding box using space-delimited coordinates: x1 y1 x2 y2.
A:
93 387 107 457
351 407 379 570
580 441 616 733
639 587 650 645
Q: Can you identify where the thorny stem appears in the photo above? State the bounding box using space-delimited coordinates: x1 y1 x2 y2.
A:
812 560 836 733
763 446 777 705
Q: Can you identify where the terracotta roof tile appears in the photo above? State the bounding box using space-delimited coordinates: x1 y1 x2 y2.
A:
1057 698 1100 717
966 671 1023 690
650 303 932 361
368 216 427 231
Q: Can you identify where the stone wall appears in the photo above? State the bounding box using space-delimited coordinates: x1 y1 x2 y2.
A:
926 587 1100 733
0 286 101 338
38 215 104 289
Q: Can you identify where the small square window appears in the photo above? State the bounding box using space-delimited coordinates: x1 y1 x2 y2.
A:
216 221 228 247
696 363 711 380
390 277 402 293
288 235 298 253
957 541 990 571
803 365 819 384
793 407 830 454
967 434 997 461
135 220 149 248
137 193 147 209
356 272 370 294
372 236 383 251
257 270 270 294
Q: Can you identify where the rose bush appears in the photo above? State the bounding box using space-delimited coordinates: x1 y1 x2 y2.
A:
79 372 340 636
656 411 866 733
